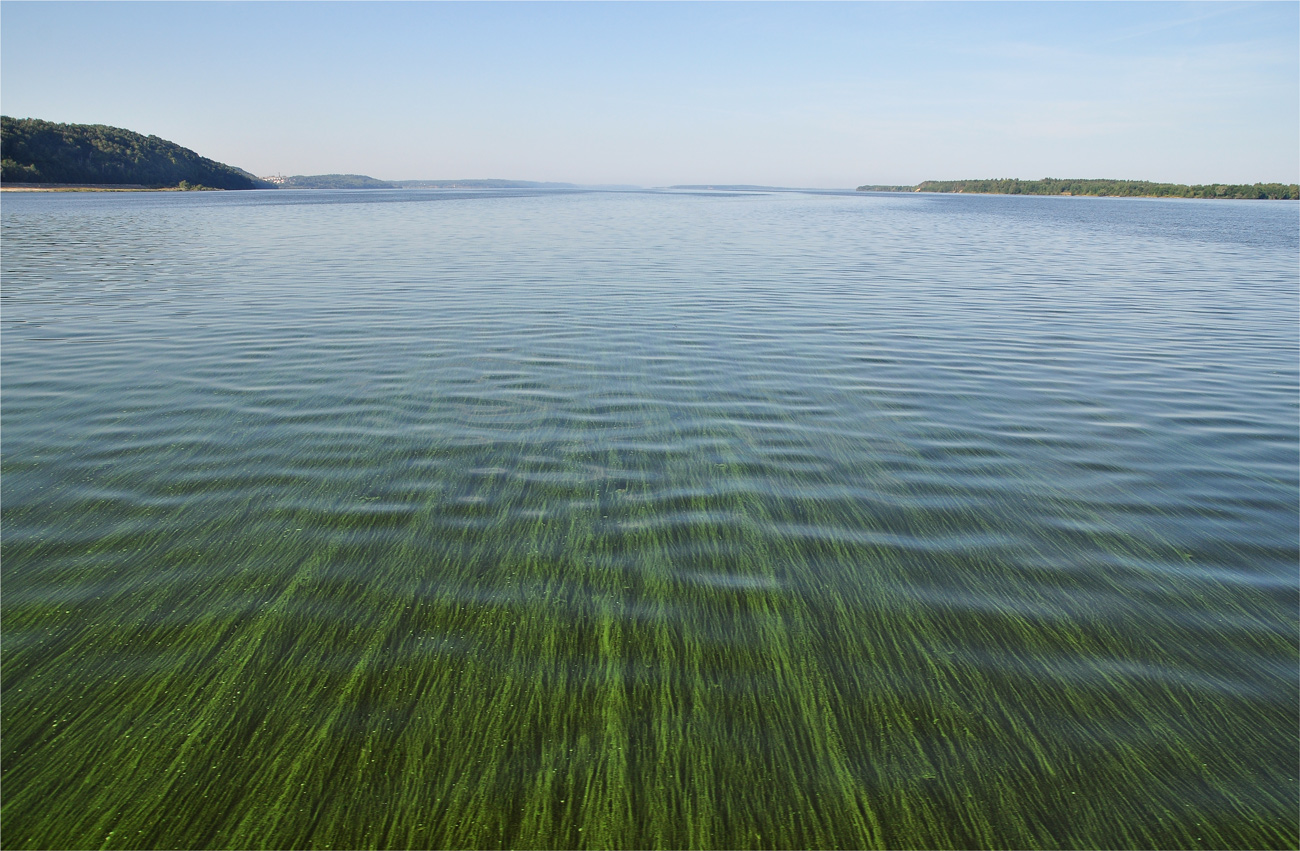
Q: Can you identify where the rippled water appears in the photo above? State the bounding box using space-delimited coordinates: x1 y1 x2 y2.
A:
3 188 1297 849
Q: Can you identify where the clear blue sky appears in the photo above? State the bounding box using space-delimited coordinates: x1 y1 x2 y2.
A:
2 2 1296 187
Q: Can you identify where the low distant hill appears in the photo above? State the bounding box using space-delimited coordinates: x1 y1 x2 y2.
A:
669 184 787 191
857 178 1299 200
391 179 578 189
275 174 396 189
1 116 271 189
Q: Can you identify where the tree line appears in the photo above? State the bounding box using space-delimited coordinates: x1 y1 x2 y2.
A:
1 116 271 190
857 178 1298 200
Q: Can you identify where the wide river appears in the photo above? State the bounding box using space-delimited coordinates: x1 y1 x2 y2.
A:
3 188 1296 849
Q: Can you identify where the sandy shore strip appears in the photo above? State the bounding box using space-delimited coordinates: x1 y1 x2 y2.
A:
1 183 169 192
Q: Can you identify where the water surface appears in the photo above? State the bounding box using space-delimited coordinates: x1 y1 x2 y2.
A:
3 188 1297 849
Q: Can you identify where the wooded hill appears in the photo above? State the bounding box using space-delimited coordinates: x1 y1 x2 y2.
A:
857 178 1299 200
1 117 271 189
277 174 395 189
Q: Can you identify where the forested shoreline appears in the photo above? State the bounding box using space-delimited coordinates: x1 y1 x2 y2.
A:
1 117 270 189
6 115 1297 200
858 178 1299 200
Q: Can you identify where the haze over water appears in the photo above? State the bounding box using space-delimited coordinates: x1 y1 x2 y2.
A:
2 188 1297 849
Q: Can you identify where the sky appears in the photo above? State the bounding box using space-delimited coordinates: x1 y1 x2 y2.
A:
2 2 1297 188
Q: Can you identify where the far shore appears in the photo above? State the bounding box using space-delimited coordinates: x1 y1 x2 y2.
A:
0 183 197 192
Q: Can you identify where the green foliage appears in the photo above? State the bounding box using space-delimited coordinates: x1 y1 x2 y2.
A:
858 178 1300 200
1 116 273 190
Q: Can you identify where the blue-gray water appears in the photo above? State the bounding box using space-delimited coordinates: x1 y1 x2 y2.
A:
3 188 1297 849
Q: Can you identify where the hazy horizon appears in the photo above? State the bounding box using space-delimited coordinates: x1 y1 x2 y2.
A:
3 2 1297 188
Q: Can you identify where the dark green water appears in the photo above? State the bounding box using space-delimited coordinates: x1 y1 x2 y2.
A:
2 188 1296 849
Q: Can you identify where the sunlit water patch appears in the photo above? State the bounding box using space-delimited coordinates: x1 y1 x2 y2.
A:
3 189 1297 849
